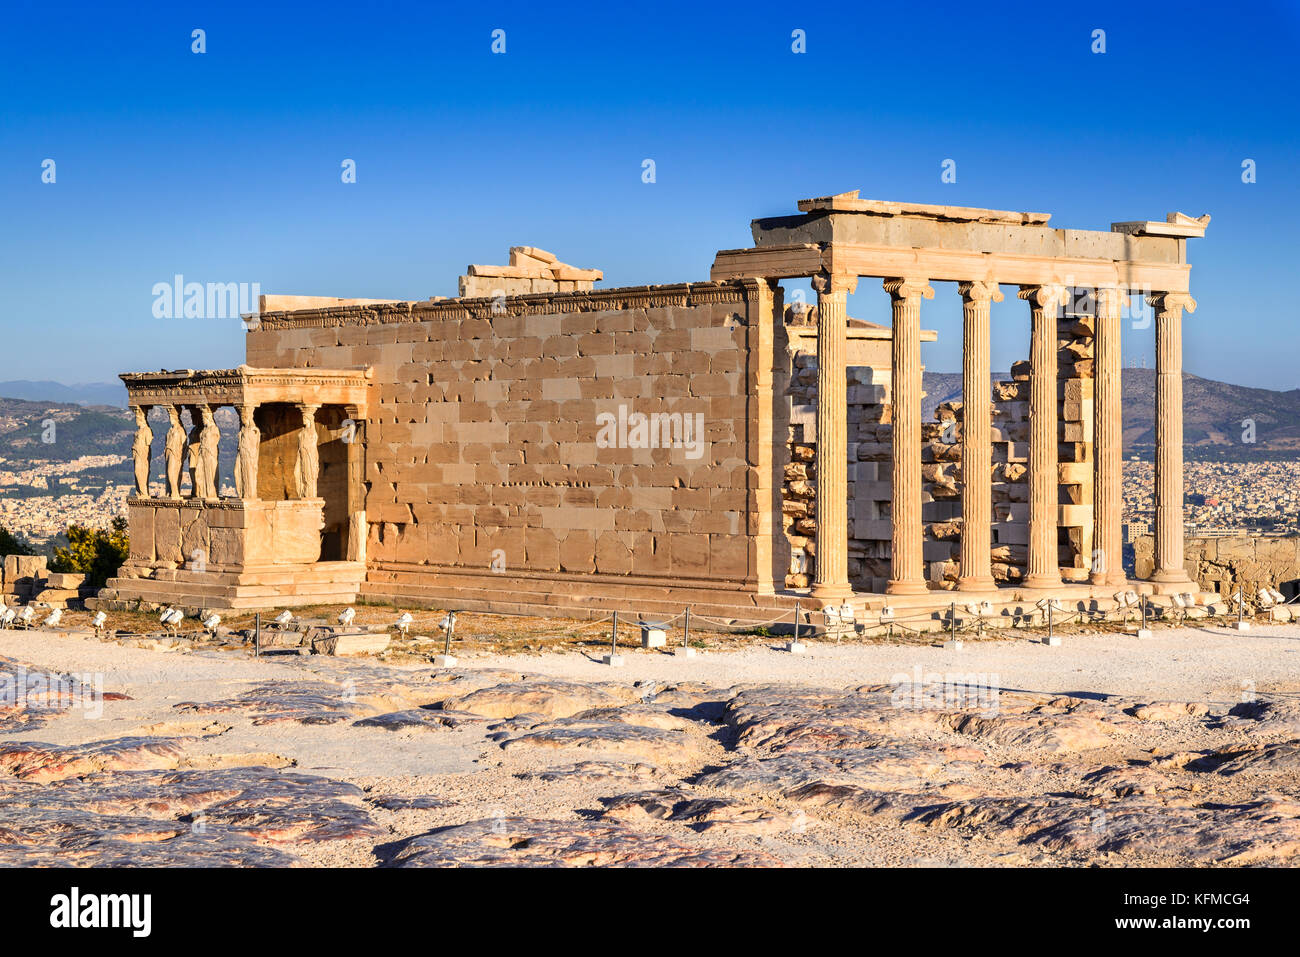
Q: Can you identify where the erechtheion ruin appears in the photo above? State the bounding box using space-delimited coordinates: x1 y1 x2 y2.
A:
101 193 1209 626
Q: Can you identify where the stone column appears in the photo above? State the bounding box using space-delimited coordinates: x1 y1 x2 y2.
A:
1092 288 1128 585
234 404 261 501
884 277 934 595
1020 284 1068 589
1148 292 1197 584
293 403 321 500
811 273 853 601
130 405 153 498
957 281 1002 590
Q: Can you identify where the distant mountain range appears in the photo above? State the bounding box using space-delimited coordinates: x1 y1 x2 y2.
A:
0 381 126 408
923 369 1300 454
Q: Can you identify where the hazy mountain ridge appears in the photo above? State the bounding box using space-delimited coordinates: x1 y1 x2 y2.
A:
923 369 1300 454
0 381 127 408
0 397 133 466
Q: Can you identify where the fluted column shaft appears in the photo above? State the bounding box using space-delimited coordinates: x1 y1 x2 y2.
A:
1093 288 1127 585
1149 292 1196 583
1021 284 1068 589
811 276 853 600
885 278 934 595
957 281 1002 590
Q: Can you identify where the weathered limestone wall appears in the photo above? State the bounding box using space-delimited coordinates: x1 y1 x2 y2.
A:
247 281 783 594
1136 533 1300 598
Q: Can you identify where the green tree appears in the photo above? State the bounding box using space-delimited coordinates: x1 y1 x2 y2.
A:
50 517 129 587
0 526 37 557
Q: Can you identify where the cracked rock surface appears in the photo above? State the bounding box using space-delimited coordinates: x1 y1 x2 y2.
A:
4 627 1300 867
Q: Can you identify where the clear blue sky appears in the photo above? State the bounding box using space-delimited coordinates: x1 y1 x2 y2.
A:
2 0 1297 388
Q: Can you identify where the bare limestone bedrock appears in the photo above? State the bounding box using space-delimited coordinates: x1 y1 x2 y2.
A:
389 817 784 868
7 636 1300 866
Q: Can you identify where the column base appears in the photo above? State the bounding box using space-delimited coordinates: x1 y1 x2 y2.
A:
810 581 854 601
1151 569 1193 584
957 576 995 592
886 579 929 596
1090 572 1129 587
1024 574 1064 590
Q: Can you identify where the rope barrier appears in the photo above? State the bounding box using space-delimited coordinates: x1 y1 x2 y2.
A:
5 586 1274 650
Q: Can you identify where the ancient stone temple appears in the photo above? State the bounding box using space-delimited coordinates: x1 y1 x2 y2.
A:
104 194 1209 623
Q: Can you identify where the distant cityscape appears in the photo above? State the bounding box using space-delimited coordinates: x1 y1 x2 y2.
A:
1122 457 1300 540
0 454 131 547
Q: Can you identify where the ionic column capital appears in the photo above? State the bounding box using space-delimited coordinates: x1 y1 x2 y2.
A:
957 280 1004 304
1017 284 1069 309
883 277 934 302
1094 287 1130 315
1146 291 1197 317
811 271 856 296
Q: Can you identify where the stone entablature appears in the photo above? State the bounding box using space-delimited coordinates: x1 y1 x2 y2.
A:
728 191 1207 285
120 366 371 411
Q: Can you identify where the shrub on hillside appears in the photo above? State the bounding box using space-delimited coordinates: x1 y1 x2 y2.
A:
50 517 129 587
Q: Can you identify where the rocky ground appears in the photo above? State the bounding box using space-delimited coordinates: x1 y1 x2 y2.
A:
2 616 1300 867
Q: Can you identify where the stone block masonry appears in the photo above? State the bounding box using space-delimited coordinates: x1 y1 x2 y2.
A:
1138 533 1300 599
248 280 785 606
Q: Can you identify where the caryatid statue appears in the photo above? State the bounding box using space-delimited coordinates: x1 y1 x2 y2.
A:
198 405 220 499
185 406 204 497
233 404 260 500
293 404 320 499
163 406 186 498
131 406 153 497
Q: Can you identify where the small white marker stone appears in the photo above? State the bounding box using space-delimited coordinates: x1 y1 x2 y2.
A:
785 641 806 654
1135 629 1154 641
432 654 458 667
603 654 625 667
1232 621 1251 632
641 628 667 649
